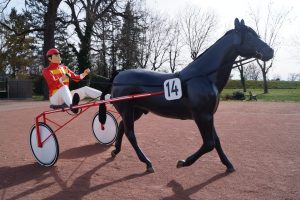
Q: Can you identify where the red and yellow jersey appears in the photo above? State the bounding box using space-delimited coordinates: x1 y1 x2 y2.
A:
42 63 81 97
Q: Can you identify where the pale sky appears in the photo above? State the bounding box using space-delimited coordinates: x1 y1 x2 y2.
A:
4 0 300 80
146 0 300 80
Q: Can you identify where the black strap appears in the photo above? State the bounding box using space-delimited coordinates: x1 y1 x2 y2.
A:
50 103 68 109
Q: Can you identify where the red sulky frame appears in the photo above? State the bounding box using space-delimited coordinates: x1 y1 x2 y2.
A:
35 91 164 148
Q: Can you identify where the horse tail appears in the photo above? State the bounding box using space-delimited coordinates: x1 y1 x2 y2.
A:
98 70 121 125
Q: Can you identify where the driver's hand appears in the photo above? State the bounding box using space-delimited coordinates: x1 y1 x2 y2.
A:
84 68 90 76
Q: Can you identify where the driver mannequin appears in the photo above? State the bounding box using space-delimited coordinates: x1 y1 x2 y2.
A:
42 48 108 113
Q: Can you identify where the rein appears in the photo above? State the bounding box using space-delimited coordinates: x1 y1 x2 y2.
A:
232 58 256 69
178 57 255 83
68 56 256 88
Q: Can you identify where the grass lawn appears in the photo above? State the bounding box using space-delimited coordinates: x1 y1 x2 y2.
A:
221 89 300 102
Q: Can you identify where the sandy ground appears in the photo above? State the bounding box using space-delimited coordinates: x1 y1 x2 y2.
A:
0 100 299 200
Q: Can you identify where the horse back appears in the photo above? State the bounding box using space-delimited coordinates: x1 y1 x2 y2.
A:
111 69 193 119
113 69 174 88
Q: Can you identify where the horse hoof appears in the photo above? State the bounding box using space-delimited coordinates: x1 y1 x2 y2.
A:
177 160 185 168
146 166 155 173
226 167 235 173
111 150 117 158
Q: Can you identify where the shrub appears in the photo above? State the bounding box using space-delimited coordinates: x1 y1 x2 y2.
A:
224 91 245 100
30 74 44 95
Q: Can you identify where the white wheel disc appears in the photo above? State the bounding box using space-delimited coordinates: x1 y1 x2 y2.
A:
30 123 59 167
92 112 118 145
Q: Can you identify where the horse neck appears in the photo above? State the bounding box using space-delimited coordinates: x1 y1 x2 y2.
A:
180 32 239 92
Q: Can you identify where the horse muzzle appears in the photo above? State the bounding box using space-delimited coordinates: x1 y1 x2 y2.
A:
259 47 274 61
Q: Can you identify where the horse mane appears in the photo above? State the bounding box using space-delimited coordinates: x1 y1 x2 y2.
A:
193 29 235 61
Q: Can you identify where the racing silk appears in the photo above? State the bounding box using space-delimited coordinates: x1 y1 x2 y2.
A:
42 63 81 97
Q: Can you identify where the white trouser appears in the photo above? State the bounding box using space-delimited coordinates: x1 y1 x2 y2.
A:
49 85 103 106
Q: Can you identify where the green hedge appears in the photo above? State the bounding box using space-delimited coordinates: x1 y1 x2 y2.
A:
29 74 44 95
225 80 300 89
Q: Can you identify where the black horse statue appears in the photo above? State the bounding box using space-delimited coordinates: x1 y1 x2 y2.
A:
110 18 274 173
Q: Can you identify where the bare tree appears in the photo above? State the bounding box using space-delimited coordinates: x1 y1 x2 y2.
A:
248 1 291 93
147 13 171 71
136 9 151 69
0 0 11 13
288 73 300 81
244 63 261 81
180 5 217 60
167 19 183 73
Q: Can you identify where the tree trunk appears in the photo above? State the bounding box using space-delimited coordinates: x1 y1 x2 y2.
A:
42 0 62 99
262 71 268 93
111 34 117 76
238 64 246 92
241 75 246 93
43 0 62 66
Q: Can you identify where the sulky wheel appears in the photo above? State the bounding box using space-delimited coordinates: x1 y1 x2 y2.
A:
92 111 118 145
29 122 59 167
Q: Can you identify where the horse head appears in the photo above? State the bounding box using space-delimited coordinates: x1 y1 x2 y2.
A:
234 18 274 61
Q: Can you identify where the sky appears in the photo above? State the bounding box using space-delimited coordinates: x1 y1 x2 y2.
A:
3 0 300 80
145 0 300 80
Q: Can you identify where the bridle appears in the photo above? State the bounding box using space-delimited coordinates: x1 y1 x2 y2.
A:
232 26 259 69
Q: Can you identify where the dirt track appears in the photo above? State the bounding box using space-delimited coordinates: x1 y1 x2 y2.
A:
0 100 299 200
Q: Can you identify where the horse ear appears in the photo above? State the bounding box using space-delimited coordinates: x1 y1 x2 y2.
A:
241 19 245 25
234 18 240 29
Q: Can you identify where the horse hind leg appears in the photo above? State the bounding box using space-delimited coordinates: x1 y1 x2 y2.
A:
118 107 154 173
177 114 216 168
111 109 144 157
213 126 235 172
111 120 125 158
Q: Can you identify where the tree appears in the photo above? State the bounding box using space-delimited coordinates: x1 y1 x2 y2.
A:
0 15 7 73
147 13 171 71
244 63 261 80
288 73 300 81
0 0 11 13
167 20 183 73
64 0 117 75
180 5 217 60
93 19 111 77
22 0 64 99
248 1 291 93
117 1 140 70
135 9 152 69
23 0 63 66
0 8 34 78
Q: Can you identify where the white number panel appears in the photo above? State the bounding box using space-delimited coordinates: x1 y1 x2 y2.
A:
163 78 182 100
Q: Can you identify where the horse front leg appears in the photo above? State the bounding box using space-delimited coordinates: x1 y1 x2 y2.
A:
177 114 215 168
122 109 154 173
213 126 235 172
